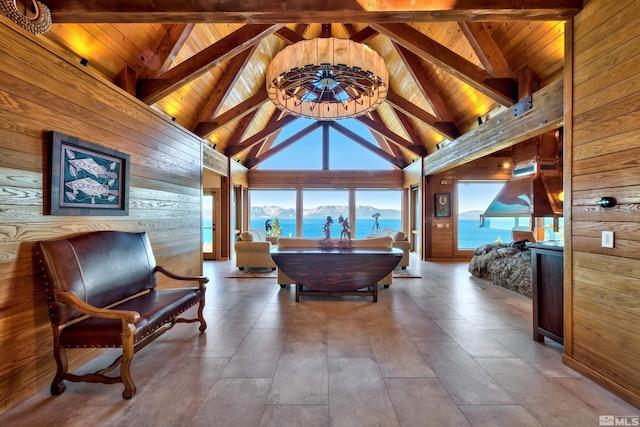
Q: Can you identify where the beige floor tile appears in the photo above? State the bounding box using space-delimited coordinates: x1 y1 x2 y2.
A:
266 341 328 405
434 319 515 358
327 318 375 358
458 404 543 427
221 329 286 378
414 340 515 405
386 377 471 427
477 357 599 426
259 405 329 427
188 378 271 427
328 358 400 427
369 334 436 378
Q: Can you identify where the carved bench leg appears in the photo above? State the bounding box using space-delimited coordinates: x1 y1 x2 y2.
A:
197 298 207 332
120 323 136 399
51 334 67 396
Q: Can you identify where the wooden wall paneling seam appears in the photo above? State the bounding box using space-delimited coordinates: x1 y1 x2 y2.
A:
563 17 574 358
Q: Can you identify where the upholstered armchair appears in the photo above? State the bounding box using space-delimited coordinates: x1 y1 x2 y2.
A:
377 228 410 268
234 229 278 270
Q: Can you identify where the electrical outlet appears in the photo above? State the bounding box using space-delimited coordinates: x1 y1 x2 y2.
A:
602 231 614 248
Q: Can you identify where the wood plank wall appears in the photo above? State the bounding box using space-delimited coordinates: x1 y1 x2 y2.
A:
0 19 204 414
563 0 640 407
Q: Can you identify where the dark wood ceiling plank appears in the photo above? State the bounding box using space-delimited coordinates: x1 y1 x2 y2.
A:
195 45 259 125
329 122 405 169
137 24 282 104
48 1 583 23
458 22 514 79
385 90 459 140
423 78 563 175
195 90 269 138
226 115 298 157
394 44 457 123
372 23 517 106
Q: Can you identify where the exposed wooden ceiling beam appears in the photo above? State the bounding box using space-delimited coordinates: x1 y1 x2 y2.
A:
423 78 563 175
194 90 269 138
274 26 307 44
137 24 282 104
150 24 196 78
458 22 515 78
355 115 427 157
385 90 459 140
195 45 259 124
372 23 517 106
47 1 583 23
249 122 324 168
226 115 298 157
394 44 457 123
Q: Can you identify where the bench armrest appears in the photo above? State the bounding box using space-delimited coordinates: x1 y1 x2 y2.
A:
55 290 140 324
154 265 209 292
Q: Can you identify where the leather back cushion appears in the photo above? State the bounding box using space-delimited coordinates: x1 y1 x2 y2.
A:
35 231 157 325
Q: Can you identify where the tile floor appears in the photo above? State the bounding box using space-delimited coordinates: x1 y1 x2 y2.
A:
2 257 638 426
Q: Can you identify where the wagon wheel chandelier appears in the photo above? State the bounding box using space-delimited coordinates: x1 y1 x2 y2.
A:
0 0 51 33
266 37 388 121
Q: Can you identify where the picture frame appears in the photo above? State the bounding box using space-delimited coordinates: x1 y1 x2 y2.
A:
434 193 451 217
49 131 130 216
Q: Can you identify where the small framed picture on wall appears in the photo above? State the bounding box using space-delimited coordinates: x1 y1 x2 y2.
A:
434 193 451 217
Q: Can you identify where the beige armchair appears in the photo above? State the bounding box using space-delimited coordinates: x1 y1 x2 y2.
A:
376 228 410 268
234 229 278 270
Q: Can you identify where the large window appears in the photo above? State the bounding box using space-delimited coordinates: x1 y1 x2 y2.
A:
354 190 401 239
249 190 296 238
457 181 509 249
302 189 348 238
257 118 393 170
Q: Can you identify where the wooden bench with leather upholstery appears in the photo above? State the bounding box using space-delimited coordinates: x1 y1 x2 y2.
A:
33 230 208 399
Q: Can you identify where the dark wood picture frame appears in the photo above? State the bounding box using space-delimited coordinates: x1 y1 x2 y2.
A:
49 131 130 216
434 192 451 217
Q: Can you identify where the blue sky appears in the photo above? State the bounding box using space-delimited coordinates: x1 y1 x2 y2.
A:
257 118 393 170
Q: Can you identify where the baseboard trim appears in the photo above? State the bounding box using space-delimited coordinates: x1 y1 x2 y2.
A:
563 354 640 409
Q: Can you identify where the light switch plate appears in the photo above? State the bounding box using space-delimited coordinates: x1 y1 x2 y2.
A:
602 231 614 248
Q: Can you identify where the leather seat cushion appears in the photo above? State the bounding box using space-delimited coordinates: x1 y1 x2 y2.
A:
59 288 203 348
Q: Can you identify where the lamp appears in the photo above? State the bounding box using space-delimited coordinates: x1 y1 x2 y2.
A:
266 37 388 121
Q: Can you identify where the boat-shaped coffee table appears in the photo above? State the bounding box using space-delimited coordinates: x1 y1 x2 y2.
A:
271 247 403 302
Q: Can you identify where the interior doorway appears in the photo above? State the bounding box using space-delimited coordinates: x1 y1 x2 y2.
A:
203 190 219 260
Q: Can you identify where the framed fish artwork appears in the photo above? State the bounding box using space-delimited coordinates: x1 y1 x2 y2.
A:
49 131 130 216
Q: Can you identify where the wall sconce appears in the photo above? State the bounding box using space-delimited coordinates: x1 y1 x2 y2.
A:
597 197 616 208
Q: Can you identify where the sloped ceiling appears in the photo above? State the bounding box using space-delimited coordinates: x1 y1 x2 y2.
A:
39 1 580 169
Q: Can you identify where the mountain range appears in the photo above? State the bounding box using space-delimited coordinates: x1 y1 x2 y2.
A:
250 205 401 219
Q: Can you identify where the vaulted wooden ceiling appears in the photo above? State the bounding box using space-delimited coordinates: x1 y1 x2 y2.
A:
40 1 581 169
